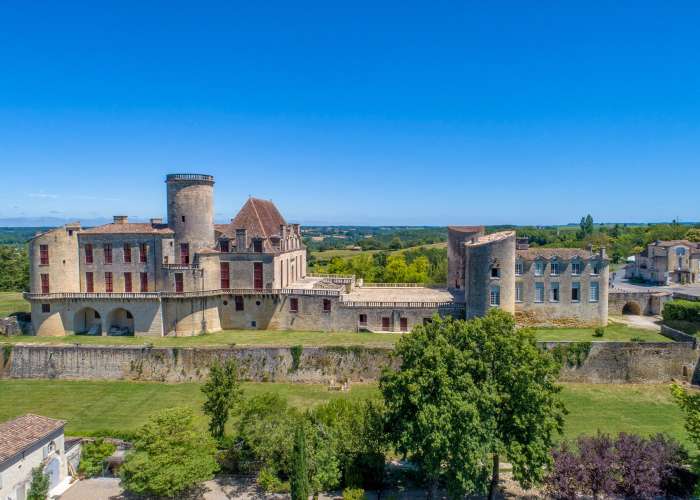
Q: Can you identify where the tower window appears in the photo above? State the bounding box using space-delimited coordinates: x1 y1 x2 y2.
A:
41 303 50 314
40 244 49 266
491 267 500 278
41 274 50 294
175 273 184 293
220 262 230 289
180 243 189 265
489 285 500 306
85 272 94 293
234 295 244 311
181 215 186 222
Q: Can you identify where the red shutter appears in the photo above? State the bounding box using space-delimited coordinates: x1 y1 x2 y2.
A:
40 245 49 266
140 243 148 263
104 244 112 264
220 262 230 289
180 243 189 265
175 273 183 293
85 272 94 293
105 272 113 293
85 244 93 264
123 243 131 263
140 272 148 292
400 318 408 332
253 262 263 289
40 274 50 294
124 272 132 293
290 298 299 312
382 317 390 330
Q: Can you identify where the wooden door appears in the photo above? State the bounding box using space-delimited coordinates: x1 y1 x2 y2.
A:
253 262 263 289
381 317 390 330
400 318 408 332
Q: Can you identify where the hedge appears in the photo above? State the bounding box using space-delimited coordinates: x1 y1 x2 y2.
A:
662 300 700 323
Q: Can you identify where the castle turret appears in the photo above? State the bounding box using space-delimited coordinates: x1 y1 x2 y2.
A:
463 231 516 318
166 174 215 263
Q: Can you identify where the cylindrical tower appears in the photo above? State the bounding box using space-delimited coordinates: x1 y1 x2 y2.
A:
463 231 516 319
166 174 215 262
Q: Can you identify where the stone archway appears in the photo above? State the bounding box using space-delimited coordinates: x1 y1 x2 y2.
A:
622 301 642 315
107 308 135 336
74 307 101 335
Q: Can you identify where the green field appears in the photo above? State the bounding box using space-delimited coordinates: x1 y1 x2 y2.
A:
0 292 29 317
532 322 670 342
311 242 447 262
0 380 690 448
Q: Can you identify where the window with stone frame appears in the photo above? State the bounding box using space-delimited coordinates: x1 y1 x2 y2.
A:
105 272 113 293
41 303 50 313
489 285 500 306
550 258 560 276
591 260 601 275
549 282 560 302
140 272 148 292
571 259 582 275
124 272 132 293
85 272 94 293
234 295 244 311
590 282 600 302
40 244 49 266
175 273 183 293
85 244 93 264
220 262 230 289
515 259 524 276
535 282 545 303
534 259 545 276
253 239 263 253
123 243 132 263
139 243 148 263
104 243 113 264
491 266 500 278
571 282 581 302
515 282 523 302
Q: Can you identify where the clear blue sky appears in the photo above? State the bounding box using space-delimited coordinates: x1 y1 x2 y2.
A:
1 1 699 226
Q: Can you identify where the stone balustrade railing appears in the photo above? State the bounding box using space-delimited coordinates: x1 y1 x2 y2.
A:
340 300 464 309
25 292 161 300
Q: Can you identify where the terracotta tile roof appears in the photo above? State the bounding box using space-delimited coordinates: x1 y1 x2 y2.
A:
230 198 287 239
517 248 595 260
0 414 65 465
80 223 173 235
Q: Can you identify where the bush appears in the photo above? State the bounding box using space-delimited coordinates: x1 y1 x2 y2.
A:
258 466 288 493
545 432 688 499
343 487 366 500
593 327 605 337
663 300 700 323
27 465 49 500
78 438 117 477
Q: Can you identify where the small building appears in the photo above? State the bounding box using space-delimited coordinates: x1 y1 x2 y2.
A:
626 240 700 285
0 414 69 500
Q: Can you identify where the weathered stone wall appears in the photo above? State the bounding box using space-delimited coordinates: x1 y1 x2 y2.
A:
608 290 671 316
1 341 696 384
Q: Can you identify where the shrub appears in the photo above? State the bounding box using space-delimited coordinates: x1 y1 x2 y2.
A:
593 327 605 337
343 487 366 500
663 300 700 323
630 336 646 343
290 345 303 372
258 466 288 493
27 465 49 500
545 432 688 499
78 438 117 477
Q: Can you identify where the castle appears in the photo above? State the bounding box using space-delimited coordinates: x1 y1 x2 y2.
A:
26 174 609 337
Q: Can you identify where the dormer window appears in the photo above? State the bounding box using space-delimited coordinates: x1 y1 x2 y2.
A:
219 240 230 253
571 259 582 275
253 239 263 253
534 259 545 276
591 260 601 275
550 258 559 276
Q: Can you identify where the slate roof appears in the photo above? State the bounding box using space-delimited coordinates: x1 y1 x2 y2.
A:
517 248 595 260
80 223 173 235
0 414 65 465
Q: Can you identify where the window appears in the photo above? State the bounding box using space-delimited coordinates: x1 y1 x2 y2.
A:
551 259 559 276
253 239 263 253
175 273 183 293
40 244 49 265
382 317 391 330
41 303 50 313
140 272 148 292
139 243 148 263
489 285 500 306
550 282 560 302
515 282 523 302
572 282 581 302
591 260 601 275
290 298 299 313
40 273 50 294
85 272 94 293
400 318 408 332
359 314 367 325
181 215 186 222
123 243 132 263
104 243 112 264
220 262 230 289
219 240 230 252
105 272 113 293
571 260 582 275
124 272 132 293
535 282 544 303
491 267 500 278
180 243 189 265
515 260 524 276
534 259 544 276
323 299 331 313
234 295 244 311
85 244 93 264
590 282 600 302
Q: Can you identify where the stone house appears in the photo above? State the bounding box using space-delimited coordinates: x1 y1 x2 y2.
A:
0 414 69 500
25 173 609 337
626 240 700 285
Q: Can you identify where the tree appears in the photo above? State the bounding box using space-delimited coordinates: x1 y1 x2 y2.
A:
27 464 49 500
578 214 594 239
380 310 565 499
671 384 700 496
201 358 242 440
120 407 218 498
78 438 117 477
291 423 310 500
686 228 700 242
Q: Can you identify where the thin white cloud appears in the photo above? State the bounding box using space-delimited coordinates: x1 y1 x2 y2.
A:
29 192 59 199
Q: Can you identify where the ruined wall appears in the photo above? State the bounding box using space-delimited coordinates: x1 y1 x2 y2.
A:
608 290 671 316
1 341 696 384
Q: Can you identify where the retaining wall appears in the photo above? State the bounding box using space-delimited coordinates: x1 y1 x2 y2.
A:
0 341 697 384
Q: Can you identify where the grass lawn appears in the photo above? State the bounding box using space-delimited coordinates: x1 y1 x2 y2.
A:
531 322 670 342
0 292 29 318
0 380 690 449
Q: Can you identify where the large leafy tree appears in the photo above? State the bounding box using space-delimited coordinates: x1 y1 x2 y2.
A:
120 407 218 498
201 358 242 440
380 310 565 499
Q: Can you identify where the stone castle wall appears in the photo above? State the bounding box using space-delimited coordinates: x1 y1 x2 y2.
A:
1 341 696 384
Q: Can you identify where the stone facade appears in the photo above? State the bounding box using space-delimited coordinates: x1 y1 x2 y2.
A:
626 240 700 285
25 173 609 337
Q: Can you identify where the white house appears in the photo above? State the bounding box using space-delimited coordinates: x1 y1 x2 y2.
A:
0 414 69 500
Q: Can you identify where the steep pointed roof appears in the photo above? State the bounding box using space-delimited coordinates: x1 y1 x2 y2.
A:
230 197 287 238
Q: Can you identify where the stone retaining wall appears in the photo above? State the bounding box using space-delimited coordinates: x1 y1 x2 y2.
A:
1 341 697 384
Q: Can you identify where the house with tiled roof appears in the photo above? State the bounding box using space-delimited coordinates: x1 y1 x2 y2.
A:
24 173 609 337
626 240 700 285
0 414 70 500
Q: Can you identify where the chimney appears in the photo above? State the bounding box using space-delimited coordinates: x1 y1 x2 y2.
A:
599 246 607 259
236 228 248 251
516 237 529 250
113 215 128 224
150 218 163 225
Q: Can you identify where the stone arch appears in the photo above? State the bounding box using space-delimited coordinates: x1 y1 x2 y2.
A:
74 307 101 335
622 301 642 315
107 307 135 336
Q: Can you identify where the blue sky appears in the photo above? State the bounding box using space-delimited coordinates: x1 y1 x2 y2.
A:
1 1 699 226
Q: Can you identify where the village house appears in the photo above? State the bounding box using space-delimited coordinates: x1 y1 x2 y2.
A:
626 240 700 285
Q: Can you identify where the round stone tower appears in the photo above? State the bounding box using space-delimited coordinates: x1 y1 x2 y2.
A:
463 231 516 319
166 174 215 262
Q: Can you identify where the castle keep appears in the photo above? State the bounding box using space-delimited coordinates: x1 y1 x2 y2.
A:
26 174 608 337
